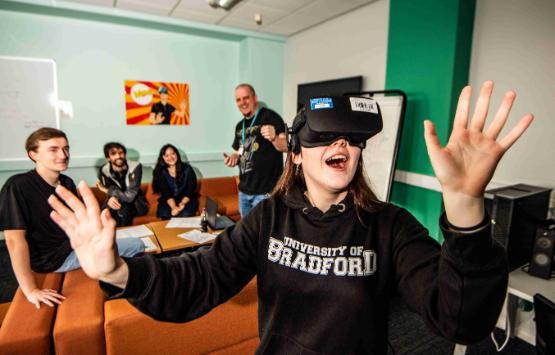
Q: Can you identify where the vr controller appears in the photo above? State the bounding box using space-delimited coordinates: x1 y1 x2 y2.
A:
288 96 383 154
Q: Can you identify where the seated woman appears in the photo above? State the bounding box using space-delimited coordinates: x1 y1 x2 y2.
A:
152 144 198 219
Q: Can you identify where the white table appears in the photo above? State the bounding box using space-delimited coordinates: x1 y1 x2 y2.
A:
454 267 554 354
504 267 555 345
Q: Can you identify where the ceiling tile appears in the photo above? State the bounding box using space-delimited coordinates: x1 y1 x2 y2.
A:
63 0 114 7
46 0 380 37
223 3 289 25
294 0 361 20
247 0 315 12
263 13 322 36
171 8 227 23
117 0 178 16
174 0 227 14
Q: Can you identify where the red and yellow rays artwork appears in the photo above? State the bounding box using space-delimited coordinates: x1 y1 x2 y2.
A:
125 80 190 125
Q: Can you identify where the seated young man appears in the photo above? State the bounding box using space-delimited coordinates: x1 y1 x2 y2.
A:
96 142 148 227
0 128 144 309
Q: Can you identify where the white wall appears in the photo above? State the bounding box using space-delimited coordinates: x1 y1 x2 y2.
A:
282 0 389 125
469 0 555 199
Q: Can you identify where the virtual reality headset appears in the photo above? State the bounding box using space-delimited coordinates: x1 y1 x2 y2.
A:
289 96 383 153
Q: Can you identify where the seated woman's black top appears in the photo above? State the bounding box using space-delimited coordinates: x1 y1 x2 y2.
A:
152 163 198 219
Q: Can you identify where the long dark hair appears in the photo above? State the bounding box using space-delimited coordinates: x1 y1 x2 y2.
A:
152 144 185 194
271 152 384 214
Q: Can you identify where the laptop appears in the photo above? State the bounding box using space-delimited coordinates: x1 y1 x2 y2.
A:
205 196 235 230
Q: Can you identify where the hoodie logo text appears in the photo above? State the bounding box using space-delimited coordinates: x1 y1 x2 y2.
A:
268 236 377 277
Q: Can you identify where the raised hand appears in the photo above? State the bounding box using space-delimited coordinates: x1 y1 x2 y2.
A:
424 81 533 226
260 124 277 142
48 182 128 287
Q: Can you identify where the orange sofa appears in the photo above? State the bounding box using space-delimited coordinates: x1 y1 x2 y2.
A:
103 276 259 354
198 176 241 221
0 272 64 355
1 176 244 354
91 176 240 224
1 269 259 355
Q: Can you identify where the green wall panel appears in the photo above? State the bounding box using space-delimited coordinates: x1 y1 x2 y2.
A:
390 182 443 241
386 0 476 234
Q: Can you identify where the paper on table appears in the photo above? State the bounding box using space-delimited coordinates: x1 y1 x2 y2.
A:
166 217 202 228
116 225 153 239
178 229 217 244
141 237 157 253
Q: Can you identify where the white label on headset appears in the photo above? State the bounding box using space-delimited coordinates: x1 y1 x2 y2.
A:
310 98 334 110
350 97 378 113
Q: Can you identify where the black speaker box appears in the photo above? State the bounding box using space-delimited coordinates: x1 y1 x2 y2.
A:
485 184 552 271
529 223 555 279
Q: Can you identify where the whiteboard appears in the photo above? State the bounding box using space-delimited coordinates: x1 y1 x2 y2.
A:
0 56 59 161
361 93 405 202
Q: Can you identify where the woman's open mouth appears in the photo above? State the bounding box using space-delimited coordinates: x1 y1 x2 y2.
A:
325 154 348 170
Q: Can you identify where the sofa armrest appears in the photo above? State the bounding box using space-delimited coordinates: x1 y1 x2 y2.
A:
0 302 10 326
104 278 259 355
198 176 240 219
0 272 63 355
199 176 238 197
53 269 105 355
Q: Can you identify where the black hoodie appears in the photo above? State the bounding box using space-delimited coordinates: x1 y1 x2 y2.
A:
102 186 508 354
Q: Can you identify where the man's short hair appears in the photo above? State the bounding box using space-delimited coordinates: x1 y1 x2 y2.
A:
103 142 127 158
235 83 256 97
25 127 67 154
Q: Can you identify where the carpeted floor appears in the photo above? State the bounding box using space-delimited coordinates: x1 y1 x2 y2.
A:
387 296 535 354
0 240 536 354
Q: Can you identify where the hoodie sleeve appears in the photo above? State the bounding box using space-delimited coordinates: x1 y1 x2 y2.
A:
392 209 507 344
99 205 260 323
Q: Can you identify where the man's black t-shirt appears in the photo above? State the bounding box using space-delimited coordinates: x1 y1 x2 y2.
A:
232 107 286 195
151 102 175 125
0 170 77 272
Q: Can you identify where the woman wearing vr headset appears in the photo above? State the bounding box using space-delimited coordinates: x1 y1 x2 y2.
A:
48 81 532 354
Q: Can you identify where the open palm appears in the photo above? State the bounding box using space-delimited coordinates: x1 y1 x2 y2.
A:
49 182 120 280
424 81 534 197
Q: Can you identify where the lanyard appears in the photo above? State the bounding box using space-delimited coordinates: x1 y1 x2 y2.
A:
241 108 260 145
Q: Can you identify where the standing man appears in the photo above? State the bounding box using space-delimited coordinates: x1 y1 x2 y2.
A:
97 142 148 226
149 86 175 125
0 128 144 309
224 84 288 217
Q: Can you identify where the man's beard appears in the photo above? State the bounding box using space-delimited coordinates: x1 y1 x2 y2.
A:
112 158 126 169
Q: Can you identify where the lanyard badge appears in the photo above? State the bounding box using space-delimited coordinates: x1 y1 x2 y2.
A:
240 108 260 155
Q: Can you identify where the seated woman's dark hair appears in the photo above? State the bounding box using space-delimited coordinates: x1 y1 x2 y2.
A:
152 144 185 194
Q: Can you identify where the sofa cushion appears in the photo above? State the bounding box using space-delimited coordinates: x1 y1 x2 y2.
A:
198 176 239 221
208 336 260 354
53 269 105 355
0 302 10 326
0 272 63 355
198 176 238 197
104 278 258 355
212 195 240 217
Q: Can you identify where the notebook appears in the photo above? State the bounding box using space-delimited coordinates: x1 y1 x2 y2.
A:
205 196 235 230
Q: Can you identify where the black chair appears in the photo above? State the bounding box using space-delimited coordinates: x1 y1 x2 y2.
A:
533 293 555 355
